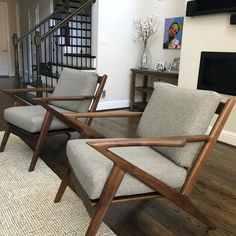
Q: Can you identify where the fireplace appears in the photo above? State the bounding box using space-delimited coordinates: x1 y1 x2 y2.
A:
197 51 236 96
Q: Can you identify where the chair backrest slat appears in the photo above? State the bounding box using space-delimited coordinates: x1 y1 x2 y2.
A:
85 75 107 126
181 98 235 196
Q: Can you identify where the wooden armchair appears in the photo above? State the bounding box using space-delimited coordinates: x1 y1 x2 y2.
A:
54 83 235 236
0 69 107 171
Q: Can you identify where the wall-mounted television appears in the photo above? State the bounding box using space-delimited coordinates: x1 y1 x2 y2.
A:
186 0 236 17
197 52 236 96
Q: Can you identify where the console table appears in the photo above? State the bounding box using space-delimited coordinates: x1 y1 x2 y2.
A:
130 68 179 110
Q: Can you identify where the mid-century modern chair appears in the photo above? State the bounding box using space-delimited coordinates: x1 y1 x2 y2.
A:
0 69 107 171
54 83 235 236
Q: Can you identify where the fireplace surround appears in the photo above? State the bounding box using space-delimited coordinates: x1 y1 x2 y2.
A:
197 51 236 96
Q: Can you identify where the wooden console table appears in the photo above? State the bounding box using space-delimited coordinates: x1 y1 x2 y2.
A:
130 68 179 110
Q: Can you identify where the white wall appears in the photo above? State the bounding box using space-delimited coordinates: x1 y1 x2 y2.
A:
95 0 186 109
19 0 53 34
95 0 140 109
179 12 236 145
145 0 185 68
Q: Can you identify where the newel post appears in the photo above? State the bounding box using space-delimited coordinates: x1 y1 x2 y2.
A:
34 31 43 97
12 33 20 88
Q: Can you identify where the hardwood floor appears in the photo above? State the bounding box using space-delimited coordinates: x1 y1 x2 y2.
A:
0 77 236 236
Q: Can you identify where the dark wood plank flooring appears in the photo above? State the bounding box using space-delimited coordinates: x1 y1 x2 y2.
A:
0 77 236 236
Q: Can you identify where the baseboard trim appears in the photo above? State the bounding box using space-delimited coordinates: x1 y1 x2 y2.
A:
97 99 130 110
217 130 236 146
208 126 236 146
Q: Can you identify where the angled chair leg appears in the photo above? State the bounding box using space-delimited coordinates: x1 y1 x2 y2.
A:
0 126 11 152
54 166 71 203
85 165 125 236
28 111 53 172
179 196 216 230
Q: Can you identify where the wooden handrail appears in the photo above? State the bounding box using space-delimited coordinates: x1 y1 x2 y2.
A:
18 5 65 42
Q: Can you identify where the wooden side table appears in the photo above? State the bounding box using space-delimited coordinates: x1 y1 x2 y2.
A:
130 68 179 110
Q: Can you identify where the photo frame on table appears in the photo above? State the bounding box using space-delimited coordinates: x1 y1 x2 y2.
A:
169 57 180 72
154 61 166 71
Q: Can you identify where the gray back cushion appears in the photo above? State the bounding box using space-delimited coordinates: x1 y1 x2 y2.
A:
50 68 98 112
136 83 221 168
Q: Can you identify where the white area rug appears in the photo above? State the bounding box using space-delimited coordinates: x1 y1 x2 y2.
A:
0 133 116 236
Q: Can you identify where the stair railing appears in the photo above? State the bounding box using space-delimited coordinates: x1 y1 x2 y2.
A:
13 5 66 88
42 0 95 40
13 0 95 92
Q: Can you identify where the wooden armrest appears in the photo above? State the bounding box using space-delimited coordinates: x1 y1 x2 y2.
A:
35 95 96 102
64 111 143 119
1 88 54 94
87 135 210 174
87 135 210 149
87 137 187 149
1 88 53 106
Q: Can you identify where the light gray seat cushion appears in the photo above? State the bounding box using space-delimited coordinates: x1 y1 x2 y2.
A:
50 68 98 112
67 139 187 200
4 105 70 133
136 82 221 168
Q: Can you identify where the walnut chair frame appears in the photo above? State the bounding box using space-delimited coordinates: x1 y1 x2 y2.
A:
0 75 107 172
54 98 235 236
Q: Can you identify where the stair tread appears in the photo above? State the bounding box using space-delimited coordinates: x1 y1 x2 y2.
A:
52 17 91 24
56 5 79 10
54 35 91 39
64 53 96 58
50 62 95 70
57 44 91 47
60 26 91 31
55 11 91 17
59 10 89 15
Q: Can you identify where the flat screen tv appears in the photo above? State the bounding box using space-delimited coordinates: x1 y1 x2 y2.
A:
197 0 236 13
186 0 236 16
197 52 236 96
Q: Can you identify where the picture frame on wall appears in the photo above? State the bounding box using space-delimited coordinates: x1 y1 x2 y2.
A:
163 17 184 49
154 61 166 71
169 57 180 72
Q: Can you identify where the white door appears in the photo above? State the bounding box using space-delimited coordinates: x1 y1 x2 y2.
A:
0 2 9 76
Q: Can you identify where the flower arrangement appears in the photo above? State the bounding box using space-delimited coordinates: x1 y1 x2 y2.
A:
133 15 158 46
133 15 158 69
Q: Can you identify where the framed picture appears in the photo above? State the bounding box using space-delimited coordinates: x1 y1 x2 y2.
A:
154 61 166 71
163 17 184 49
170 57 180 72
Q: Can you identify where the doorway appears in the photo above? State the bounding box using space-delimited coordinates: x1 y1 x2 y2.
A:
0 2 10 76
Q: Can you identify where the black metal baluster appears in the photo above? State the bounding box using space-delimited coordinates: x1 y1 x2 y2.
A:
34 31 43 96
60 30 63 72
89 5 92 69
20 41 25 86
26 35 30 84
30 33 35 85
48 20 53 88
66 24 69 67
76 14 78 68
79 12 84 68
85 8 88 69
43 23 48 87
12 34 20 88
55 35 59 79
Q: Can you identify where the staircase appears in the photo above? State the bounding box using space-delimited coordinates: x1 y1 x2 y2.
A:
13 0 96 90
